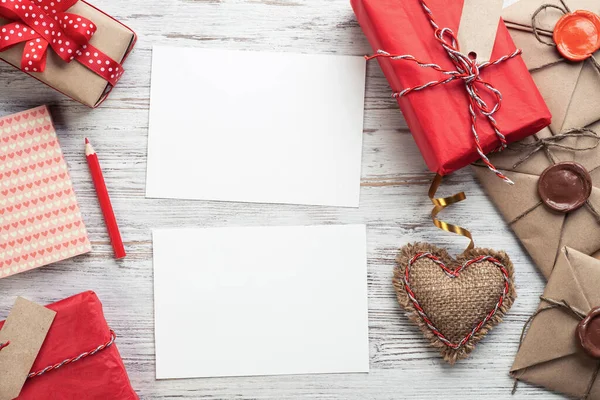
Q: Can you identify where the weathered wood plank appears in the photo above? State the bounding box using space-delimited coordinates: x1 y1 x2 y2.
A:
0 0 556 398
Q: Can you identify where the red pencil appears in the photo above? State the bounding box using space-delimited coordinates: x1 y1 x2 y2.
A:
85 138 126 259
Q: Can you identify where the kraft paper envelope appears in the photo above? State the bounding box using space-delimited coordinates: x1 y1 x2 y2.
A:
503 0 600 133
474 121 600 279
511 247 600 399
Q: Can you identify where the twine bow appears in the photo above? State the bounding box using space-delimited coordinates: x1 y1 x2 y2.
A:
531 0 600 73
512 127 600 168
0 0 124 85
513 295 599 399
366 0 523 184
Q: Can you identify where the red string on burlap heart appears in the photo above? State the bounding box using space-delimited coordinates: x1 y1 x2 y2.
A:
0 0 124 85
394 243 516 364
404 252 511 350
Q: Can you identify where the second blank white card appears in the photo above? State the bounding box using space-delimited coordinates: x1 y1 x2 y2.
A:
146 46 366 207
153 225 369 379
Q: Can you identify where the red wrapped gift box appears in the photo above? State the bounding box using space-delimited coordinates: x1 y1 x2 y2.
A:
351 0 552 176
0 291 138 400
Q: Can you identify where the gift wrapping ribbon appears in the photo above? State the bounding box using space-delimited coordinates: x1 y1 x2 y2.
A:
0 0 124 85
429 174 474 254
0 329 116 379
366 0 523 184
512 296 600 399
404 252 509 349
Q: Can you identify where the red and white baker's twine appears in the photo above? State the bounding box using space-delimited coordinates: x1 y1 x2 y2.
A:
0 330 116 378
404 253 510 349
366 0 522 184
26 330 116 378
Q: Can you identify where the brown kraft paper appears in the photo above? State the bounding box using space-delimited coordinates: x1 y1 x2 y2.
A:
473 0 600 279
0 298 56 400
512 247 600 399
503 0 600 133
474 121 600 279
458 0 504 62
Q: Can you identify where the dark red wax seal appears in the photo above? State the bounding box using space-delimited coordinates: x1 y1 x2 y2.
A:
538 162 592 212
554 10 600 62
578 307 600 358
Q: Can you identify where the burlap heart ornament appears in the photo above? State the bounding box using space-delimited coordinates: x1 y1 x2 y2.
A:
394 243 516 364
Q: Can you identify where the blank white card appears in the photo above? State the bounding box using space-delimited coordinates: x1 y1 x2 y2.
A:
146 46 366 207
153 225 369 379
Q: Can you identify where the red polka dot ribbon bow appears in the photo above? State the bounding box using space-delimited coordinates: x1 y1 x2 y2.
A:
0 0 124 85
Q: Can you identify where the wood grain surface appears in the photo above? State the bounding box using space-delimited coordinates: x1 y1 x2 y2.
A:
0 0 561 398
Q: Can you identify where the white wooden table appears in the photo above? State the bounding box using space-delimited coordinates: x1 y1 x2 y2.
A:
0 0 560 398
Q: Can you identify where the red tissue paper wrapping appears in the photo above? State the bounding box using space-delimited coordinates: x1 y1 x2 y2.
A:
0 291 138 400
351 0 552 176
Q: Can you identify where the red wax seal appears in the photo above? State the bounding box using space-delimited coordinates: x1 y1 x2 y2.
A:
578 307 600 358
538 162 592 212
554 10 600 61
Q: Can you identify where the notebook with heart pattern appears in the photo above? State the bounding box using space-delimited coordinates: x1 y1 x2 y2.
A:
0 105 91 278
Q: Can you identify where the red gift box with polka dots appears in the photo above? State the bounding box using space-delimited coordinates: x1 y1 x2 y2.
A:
0 0 136 108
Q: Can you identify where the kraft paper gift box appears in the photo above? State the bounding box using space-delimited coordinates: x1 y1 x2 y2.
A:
0 291 138 399
0 0 136 107
474 121 600 279
503 0 600 133
511 247 600 399
350 0 551 176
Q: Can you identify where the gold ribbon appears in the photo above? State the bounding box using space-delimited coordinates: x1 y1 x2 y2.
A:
428 174 475 254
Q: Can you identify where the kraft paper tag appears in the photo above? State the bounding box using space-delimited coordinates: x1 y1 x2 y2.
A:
458 0 504 62
0 298 56 400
